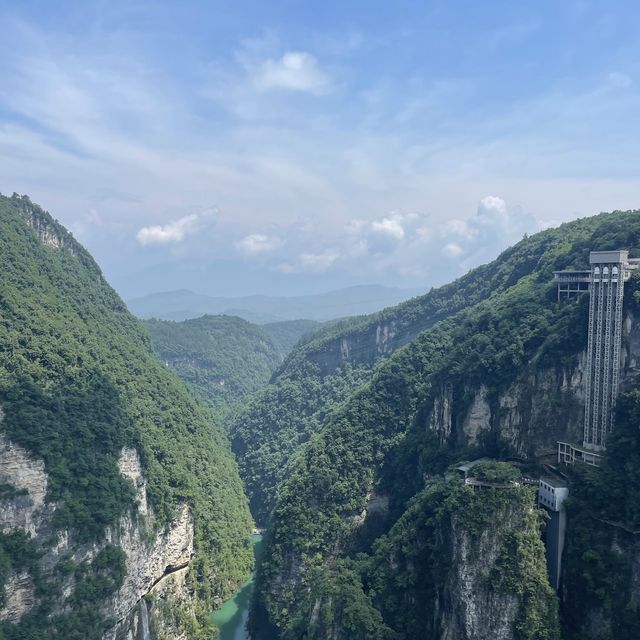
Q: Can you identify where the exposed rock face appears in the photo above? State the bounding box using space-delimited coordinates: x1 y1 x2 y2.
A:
107 448 194 639
424 310 640 456
437 517 520 640
0 572 36 624
461 385 491 447
118 447 149 516
0 426 48 535
426 356 585 456
14 195 74 252
0 424 195 639
310 320 408 375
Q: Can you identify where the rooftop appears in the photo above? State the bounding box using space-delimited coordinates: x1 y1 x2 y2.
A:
540 476 567 489
590 250 629 264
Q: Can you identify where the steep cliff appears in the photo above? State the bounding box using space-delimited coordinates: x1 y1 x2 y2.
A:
247 209 640 639
364 478 559 640
0 194 253 639
560 385 640 640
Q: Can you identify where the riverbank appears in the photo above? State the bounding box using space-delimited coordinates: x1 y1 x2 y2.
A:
210 535 263 640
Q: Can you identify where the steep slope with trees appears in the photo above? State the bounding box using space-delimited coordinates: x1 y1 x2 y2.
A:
232 210 637 524
144 315 282 413
244 209 640 639
262 319 320 359
0 194 253 640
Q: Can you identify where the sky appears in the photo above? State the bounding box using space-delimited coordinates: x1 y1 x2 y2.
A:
2 0 640 299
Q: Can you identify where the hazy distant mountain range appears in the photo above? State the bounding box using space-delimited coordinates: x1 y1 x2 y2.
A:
127 284 419 323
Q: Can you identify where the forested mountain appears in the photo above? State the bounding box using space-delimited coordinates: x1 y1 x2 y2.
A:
262 320 320 359
230 214 602 523
0 194 253 639
4 192 640 640
237 209 640 639
144 315 283 413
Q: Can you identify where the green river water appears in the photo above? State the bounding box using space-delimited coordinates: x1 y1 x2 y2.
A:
210 535 263 640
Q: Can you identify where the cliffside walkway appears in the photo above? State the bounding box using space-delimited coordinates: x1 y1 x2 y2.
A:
464 478 517 490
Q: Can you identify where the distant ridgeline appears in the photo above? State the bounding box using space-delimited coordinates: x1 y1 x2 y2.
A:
127 287 414 324
0 194 253 640
237 209 640 640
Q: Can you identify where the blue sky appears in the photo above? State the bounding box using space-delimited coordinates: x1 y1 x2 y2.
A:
2 0 640 298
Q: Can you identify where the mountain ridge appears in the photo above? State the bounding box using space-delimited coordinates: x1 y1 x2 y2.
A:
127 284 419 323
241 208 640 640
0 193 253 639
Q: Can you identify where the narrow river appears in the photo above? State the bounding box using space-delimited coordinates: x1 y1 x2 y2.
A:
210 535 263 640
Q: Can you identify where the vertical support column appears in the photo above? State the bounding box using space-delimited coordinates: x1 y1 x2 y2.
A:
611 268 625 433
583 269 597 447
601 268 614 447
583 254 628 451
591 273 605 446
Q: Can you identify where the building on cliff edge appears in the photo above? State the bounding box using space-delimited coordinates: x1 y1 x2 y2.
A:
538 476 569 591
555 250 640 466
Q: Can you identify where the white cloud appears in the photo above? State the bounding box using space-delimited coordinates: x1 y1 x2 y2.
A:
136 208 216 246
236 233 281 254
445 218 473 239
264 197 539 282
136 214 199 245
299 249 339 271
254 52 331 94
476 195 508 222
274 248 339 273
443 242 463 257
371 215 406 240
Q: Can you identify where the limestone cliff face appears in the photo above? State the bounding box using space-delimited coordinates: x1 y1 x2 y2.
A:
372 484 559 640
0 420 195 639
425 356 585 456
424 310 640 457
435 516 521 640
12 194 77 254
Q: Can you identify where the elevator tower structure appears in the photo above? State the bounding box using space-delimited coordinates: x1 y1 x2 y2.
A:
555 250 639 465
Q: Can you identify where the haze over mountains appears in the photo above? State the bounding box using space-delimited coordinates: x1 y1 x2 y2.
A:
128 284 418 323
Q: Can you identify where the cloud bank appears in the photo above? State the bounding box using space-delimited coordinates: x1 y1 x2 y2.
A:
231 196 540 287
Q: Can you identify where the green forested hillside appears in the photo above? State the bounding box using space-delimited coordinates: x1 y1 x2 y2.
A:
360 479 558 640
0 194 253 639
232 210 639 524
262 319 320 358
561 386 640 639
244 209 640 639
144 315 282 413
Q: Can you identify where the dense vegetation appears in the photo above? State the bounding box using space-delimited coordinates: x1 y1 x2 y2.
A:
244 209 640 639
145 315 282 413
262 319 319 358
562 383 640 640
0 194 253 639
231 210 640 524
362 478 558 640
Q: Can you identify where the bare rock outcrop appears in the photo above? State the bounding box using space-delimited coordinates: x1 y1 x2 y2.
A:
0 429 48 535
0 426 195 640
